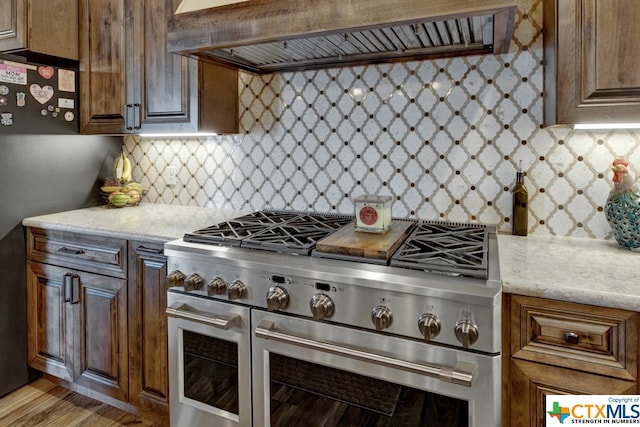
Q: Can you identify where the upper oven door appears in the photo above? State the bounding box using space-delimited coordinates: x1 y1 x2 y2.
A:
167 291 252 427
252 309 501 427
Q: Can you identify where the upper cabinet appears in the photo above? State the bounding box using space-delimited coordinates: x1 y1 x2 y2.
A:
0 0 78 60
544 0 640 126
79 0 238 135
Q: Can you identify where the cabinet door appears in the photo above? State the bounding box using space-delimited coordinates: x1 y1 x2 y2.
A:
26 261 75 383
545 0 640 125
508 359 636 427
27 260 128 401
0 0 24 52
79 0 237 134
127 241 169 419
0 0 78 59
128 0 199 133
73 267 129 402
79 0 128 134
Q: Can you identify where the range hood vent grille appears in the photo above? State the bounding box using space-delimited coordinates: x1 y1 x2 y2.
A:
169 0 517 74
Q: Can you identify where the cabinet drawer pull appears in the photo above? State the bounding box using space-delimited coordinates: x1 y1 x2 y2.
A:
58 246 85 255
564 332 580 345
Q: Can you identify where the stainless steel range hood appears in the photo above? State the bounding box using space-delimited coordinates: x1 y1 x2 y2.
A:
168 0 517 74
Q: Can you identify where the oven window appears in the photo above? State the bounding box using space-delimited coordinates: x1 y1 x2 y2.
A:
182 330 239 415
269 353 468 427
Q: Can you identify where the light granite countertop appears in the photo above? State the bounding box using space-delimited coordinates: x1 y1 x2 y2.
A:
499 234 640 311
23 204 640 311
22 203 247 243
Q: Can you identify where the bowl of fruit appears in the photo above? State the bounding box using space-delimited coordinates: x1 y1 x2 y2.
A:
100 151 146 208
101 181 146 208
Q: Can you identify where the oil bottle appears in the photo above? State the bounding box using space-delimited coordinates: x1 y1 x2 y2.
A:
512 167 528 236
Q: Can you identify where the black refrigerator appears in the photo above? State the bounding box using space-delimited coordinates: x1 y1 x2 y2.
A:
0 55 79 134
0 55 123 396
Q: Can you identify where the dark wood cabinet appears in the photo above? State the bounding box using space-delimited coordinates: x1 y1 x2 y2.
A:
544 0 640 125
79 0 238 134
128 240 169 422
0 0 78 60
26 228 170 424
503 294 639 425
26 261 74 384
78 0 127 134
26 260 128 402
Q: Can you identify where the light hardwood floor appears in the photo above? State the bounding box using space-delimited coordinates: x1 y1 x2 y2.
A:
0 378 165 426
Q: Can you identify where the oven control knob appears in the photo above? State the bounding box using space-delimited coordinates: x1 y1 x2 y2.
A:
455 318 479 348
418 313 441 341
207 276 227 296
165 270 186 288
310 294 334 320
227 280 247 300
371 306 393 331
266 286 289 311
183 273 205 292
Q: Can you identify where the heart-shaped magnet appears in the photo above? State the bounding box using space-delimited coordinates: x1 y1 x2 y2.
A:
38 66 55 79
30 84 54 104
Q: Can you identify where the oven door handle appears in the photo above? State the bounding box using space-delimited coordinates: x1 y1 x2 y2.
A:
255 320 477 387
166 303 240 330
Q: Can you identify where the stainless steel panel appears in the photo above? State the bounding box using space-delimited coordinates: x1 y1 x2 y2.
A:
251 309 501 427
191 14 501 73
167 291 252 427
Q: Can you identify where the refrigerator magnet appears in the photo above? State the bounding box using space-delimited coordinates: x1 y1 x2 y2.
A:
0 63 27 85
38 66 55 79
30 84 54 104
0 97 6 106
1 112 13 126
58 98 74 109
58 69 75 92
16 92 25 107
64 111 74 122
0 85 8 95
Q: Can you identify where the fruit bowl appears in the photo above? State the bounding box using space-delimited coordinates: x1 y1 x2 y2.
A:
100 182 146 208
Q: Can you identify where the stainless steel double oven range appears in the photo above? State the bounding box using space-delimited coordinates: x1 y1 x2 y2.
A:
164 210 501 427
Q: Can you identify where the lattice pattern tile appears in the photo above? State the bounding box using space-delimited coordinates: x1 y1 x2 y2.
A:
123 0 640 240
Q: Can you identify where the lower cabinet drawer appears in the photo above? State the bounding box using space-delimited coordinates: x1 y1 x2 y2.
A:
27 227 127 278
510 294 638 380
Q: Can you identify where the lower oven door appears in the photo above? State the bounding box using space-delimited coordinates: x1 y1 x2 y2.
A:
252 309 500 427
167 291 252 427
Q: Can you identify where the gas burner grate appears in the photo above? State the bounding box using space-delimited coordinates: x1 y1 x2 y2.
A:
184 210 353 254
183 210 300 246
390 222 490 279
241 212 353 255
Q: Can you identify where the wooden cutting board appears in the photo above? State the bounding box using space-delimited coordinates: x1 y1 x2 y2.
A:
315 220 414 260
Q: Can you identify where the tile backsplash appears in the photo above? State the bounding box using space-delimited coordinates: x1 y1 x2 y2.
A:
124 0 640 240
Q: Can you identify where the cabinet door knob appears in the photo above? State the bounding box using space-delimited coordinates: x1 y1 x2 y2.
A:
564 331 579 345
